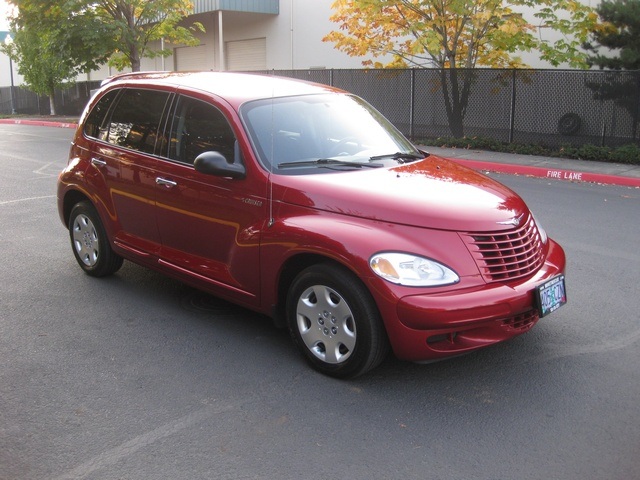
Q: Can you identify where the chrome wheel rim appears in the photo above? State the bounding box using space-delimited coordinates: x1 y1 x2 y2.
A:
72 214 99 267
295 285 356 364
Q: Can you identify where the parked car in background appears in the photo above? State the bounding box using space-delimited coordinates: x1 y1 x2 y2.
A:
57 72 566 378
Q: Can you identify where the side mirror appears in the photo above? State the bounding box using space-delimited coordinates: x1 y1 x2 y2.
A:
194 151 246 179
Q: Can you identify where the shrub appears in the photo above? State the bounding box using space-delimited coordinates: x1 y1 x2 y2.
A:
609 144 640 164
574 144 610 162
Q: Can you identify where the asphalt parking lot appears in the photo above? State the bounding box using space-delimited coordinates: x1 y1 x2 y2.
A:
1 124 639 480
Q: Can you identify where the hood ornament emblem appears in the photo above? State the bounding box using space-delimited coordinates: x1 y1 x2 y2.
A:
497 213 525 227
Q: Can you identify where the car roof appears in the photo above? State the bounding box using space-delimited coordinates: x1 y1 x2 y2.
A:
99 71 345 105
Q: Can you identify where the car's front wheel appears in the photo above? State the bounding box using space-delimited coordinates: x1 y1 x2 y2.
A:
286 263 390 378
68 201 123 277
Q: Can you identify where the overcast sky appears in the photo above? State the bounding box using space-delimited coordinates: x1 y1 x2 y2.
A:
0 1 12 31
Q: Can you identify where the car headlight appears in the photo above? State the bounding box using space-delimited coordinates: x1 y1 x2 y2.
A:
370 252 459 287
533 214 548 244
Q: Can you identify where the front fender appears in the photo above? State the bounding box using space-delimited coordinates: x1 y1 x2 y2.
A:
259 204 480 315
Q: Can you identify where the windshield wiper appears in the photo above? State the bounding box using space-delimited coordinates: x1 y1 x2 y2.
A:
277 158 383 169
369 152 426 163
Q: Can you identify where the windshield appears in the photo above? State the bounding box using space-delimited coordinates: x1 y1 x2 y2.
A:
240 93 421 174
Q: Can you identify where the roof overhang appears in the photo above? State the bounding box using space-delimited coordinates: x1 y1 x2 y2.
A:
193 0 279 15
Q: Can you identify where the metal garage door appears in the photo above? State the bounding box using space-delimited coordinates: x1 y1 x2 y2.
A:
175 44 210 71
226 38 266 71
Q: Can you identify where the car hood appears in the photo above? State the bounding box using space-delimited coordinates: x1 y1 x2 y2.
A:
274 156 529 231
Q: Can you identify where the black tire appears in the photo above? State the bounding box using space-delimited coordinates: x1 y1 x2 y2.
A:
558 112 581 136
68 201 123 277
286 263 390 378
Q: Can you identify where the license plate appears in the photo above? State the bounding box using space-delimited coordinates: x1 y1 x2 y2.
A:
535 274 567 317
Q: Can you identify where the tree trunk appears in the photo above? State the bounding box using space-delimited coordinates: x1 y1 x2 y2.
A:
131 56 141 72
439 68 474 138
130 40 141 71
49 94 56 115
126 4 141 72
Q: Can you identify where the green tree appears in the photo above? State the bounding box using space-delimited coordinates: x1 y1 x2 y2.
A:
92 0 205 72
584 0 640 69
3 0 114 114
9 0 115 74
2 25 78 115
584 0 640 139
9 0 204 73
324 0 598 137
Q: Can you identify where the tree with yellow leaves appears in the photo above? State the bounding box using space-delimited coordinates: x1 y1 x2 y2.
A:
324 0 599 137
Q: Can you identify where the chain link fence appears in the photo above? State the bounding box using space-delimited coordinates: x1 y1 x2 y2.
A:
267 68 640 148
1 69 637 148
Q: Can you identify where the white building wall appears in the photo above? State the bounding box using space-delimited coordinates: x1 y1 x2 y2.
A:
261 0 370 69
82 0 373 84
180 1 374 72
64 0 371 85
0 0 606 87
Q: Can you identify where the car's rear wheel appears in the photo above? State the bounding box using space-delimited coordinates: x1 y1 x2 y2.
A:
287 263 389 378
69 201 123 277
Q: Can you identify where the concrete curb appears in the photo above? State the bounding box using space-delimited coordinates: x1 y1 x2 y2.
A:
450 158 640 188
0 118 78 129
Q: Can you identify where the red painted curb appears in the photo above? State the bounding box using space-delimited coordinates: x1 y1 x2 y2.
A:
0 118 77 129
451 158 640 188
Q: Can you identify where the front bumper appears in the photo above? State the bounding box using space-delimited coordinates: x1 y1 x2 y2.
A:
382 239 566 362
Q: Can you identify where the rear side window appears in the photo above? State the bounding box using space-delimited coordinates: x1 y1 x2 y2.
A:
166 96 236 164
83 89 119 139
104 89 171 154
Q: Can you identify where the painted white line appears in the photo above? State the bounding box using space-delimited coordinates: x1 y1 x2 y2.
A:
0 195 56 206
53 403 235 480
33 162 57 176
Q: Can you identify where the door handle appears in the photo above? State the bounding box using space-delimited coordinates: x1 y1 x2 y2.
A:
91 157 107 167
156 177 178 188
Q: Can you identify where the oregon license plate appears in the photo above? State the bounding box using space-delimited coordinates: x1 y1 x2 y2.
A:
535 275 567 317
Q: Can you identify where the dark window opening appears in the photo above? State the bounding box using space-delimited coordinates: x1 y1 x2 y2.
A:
104 89 171 154
83 89 120 140
168 96 236 165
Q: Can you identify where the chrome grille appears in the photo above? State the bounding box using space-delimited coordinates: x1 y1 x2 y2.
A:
463 214 545 282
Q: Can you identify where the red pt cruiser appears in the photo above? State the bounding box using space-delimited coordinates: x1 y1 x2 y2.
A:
57 72 566 378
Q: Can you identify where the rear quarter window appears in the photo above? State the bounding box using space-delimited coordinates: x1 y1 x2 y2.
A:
105 89 171 154
83 89 119 139
91 88 170 153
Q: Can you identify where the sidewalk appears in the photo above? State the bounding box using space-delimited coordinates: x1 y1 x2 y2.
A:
424 146 640 188
2 116 639 188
